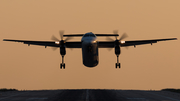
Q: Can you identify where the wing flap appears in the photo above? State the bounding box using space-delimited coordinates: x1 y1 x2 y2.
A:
63 34 119 37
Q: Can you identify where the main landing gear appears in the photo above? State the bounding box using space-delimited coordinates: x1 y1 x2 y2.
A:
60 56 65 69
115 55 121 69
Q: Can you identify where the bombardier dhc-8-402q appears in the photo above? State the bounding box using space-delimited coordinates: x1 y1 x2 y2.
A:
3 30 177 69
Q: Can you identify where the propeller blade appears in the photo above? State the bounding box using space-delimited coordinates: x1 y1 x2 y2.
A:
107 48 113 51
113 30 119 39
106 37 114 41
51 35 59 41
113 30 118 34
106 37 114 51
60 30 73 42
119 33 128 41
59 30 64 40
65 37 73 41
52 47 58 51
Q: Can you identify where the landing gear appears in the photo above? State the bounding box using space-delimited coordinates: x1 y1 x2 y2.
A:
115 55 121 68
60 63 65 69
116 63 120 68
60 56 65 69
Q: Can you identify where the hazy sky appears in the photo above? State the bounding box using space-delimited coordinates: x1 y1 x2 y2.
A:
0 0 179 90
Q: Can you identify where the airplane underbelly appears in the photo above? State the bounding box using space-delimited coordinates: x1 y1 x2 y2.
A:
82 42 99 67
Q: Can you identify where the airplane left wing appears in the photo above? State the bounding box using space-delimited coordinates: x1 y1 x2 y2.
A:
3 39 82 48
98 38 177 48
121 38 177 47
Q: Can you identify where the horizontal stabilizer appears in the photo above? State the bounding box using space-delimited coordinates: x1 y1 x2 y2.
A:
63 34 84 37
95 34 119 36
63 34 119 37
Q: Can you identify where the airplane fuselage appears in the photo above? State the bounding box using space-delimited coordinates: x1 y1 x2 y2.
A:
81 32 99 67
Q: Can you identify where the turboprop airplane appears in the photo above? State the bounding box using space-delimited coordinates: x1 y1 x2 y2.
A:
3 30 177 69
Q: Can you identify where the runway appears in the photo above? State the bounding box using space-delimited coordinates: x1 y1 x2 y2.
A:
0 89 180 101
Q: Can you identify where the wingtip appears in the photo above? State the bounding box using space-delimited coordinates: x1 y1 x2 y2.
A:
3 39 5 41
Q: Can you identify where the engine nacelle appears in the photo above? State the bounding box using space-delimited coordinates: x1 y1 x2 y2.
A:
115 46 120 55
60 46 66 56
59 40 66 56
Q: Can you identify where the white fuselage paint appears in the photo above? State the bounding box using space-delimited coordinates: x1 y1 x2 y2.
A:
81 32 99 67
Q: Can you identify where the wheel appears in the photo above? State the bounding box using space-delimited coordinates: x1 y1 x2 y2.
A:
63 64 65 69
118 63 121 68
115 63 118 68
115 63 121 69
60 64 62 69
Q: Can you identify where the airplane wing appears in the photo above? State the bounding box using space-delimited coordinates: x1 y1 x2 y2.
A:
98 38 177 48
3 38 177 48
3 39 82 48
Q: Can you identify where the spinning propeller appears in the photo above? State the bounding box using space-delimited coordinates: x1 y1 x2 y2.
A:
106 30 128 51
106 30 128 41
51 30 73 51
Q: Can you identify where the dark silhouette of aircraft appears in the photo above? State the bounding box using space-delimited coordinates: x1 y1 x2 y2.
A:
3 30 177 69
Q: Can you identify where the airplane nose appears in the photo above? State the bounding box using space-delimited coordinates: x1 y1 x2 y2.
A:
83 39 96 44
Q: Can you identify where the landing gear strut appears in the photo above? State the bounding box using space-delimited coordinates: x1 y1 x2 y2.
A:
115 55 121 68
60 55 65 69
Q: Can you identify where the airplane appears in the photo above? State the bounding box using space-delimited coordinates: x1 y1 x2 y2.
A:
3 30 177 69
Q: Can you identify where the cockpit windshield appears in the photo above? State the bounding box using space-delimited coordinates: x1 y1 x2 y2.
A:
83 34 89 37
90 34 96 37
84 33 96 37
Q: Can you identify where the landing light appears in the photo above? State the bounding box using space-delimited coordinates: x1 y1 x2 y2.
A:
121 41 125 44
55 41 60 44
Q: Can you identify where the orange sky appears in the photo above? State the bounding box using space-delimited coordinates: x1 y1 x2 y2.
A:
0 0 179 90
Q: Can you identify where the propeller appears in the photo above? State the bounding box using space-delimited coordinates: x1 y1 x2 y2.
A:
59 30 64 40
106 30 117 41
106 30 128 41
51 30 73 51
119 33 128 41
51 35 59 41
52 47 58 51
106 30 128 51
119 33 128 49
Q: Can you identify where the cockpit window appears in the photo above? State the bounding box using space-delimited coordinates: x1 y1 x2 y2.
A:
84 34 96 37
89 34 96 37
84 34 89 37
